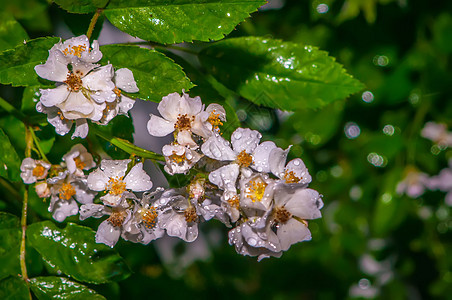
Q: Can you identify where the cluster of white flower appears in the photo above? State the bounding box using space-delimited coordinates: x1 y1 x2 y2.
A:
23 35 324 261
35 35 138 139
421 121 452 149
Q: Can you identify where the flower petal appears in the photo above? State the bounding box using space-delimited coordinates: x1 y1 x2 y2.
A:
285 158 311 185
282 188 323 220
100 159 130 179
115 68 139 93
269 146 290 177
201 134 236 161
209 164 239 191
124 163 153 192
277 218 312 251
147 114 175 137
72 119 89 139
79 204 107 220
40 85 70 107
95 220 121 248
35 50 69 82
158 92 182 121
252 141 277 173
87 168 109 191
52 199 79 222
231 128 261 154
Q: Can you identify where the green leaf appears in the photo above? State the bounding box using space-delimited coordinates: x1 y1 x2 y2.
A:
0 37 59 87
27 221 131 284
0 0 48 20
0 12 29 52
0 276 29 300
0 128 21 181
199 37 364 111
30 276 106 300
104 0 266 44
0 213 21 281
53 0 108 14
100 44 193 102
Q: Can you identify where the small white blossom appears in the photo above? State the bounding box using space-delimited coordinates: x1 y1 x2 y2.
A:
147 92 206 148
421 121 452 148
20 158 51 184
396 167 429 198
62 144 96 177
87 160 153 206
50 35 102 64
269 147 312 186
162 144 202 175
427 160 452 206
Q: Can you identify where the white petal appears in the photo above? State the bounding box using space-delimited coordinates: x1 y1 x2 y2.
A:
124 163 153 192
87 168 109 191
118 96 135 115
277 218 312 251
35 50 69 82
71 61 98 77
147 114 175 137
95 220 121 247
158 92 183 121
201 134 236 161
209 164 239 190
252 141 277 173
176 130 197 148
100 159 130 179
115 68 139 93
81 39 102 63
79 203 107 220
60 92 93 117
82 65 115 94
231 128 261 154
269 146 290 177
73 180 96 204
52 199 79 222
72 119 89 139
282 188 323 220
40 85 70 107
181 92 203 116
285 158 311 185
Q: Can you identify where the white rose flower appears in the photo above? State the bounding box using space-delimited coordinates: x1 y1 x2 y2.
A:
269 147 312 186
51 35 102 64
62 144 96 177
20 158 51 184
421 121 452 148
162 144 202 175
87 160 153 206
147 92 206 148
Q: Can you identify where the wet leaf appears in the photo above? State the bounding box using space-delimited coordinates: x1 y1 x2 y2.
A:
104 0 266 44
53 0 108 14
100 44 193 102
27 221 131 284
0 128 21 181
0 12 29 52
199 37 364 111
30 276 106 300
0 37 59 87
0 213 21 281
0 276 29 300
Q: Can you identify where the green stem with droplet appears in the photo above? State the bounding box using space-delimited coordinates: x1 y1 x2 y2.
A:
86 9 103 41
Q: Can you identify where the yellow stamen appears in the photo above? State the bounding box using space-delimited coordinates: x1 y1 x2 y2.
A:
207 111 223 131
32 164 46 178
284 170 301 184
169 151 187 164
107 177 126 195
59 183 76 200
236 150 253 168
246 179 267 203
141 208 158 229
113 87 121 98
74 156 86 170
227 195 240 209
62 45 87 58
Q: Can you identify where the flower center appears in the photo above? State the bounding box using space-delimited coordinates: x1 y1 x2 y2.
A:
273 206 292 224
169 151 187 164
107 177 126 195
236 150 253 168
284 170 301 183
227 195 240 209
64 72 83 92
74 156 86 170
207 111 223 130
246 179 267 203
107 211 126 227
140 208 158 229
184 206 198 223
62 45 87 58
32 164 46 178
58 183 76 200
113 87 121 98
174 114 193 131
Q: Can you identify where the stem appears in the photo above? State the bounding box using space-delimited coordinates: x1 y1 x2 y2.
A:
86 9 103 40
28 127 49 162
406 98 431 164
20 188 29 282
0 96 27 123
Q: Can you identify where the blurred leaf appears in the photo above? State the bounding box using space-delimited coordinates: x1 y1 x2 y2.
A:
433 13 452 53
35 125 56 155
0 128 21 181
0 115 26 153
0 0 47 20
199 37 364 111
27 221 131 284
0 212 21 281
0 12 29 52
104 0 266 44
372 168 407 236
0 276 29 300
53 0 108 14
30 276 106 300
100 45 193 102
0 37 59 87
